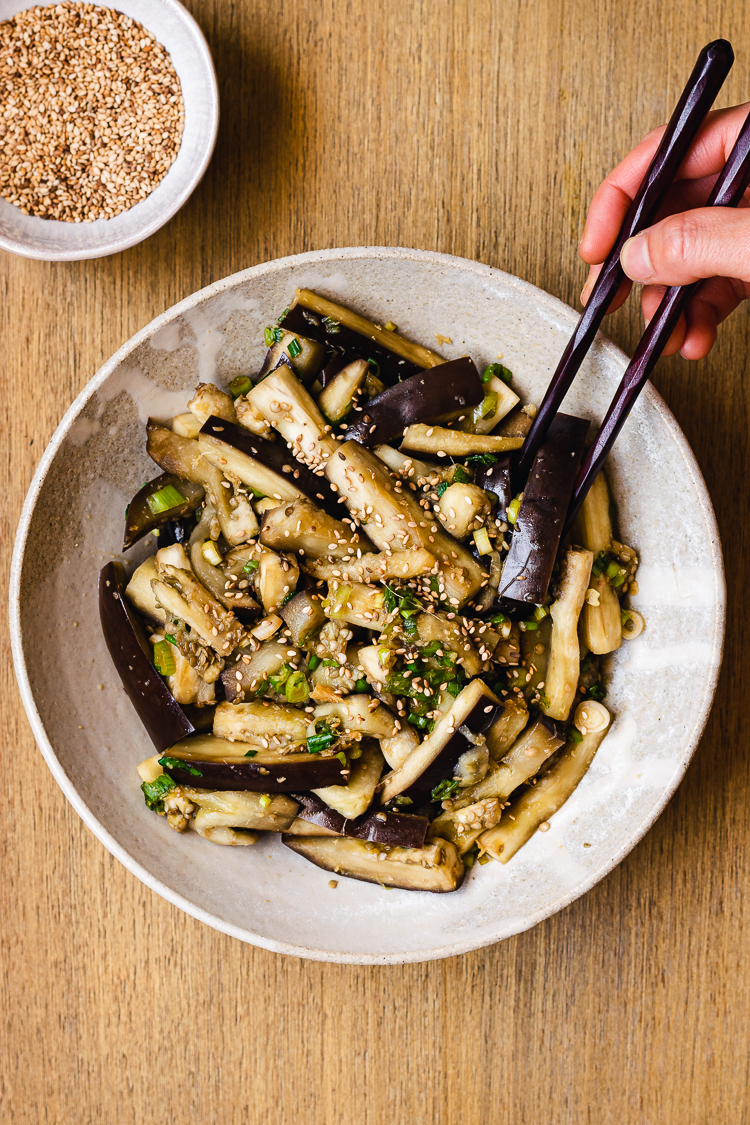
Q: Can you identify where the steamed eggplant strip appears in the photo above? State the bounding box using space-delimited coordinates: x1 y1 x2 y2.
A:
293 288 444 369
325 441 484 606
307 547 436 584
479 714 611 863
400 424 525 457
575 472 622 655
541 547 593 722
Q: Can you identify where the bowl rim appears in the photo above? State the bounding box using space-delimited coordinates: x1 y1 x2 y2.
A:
0 0 219 262
9 246 727 963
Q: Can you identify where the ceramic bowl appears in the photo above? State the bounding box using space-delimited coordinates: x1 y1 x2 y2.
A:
0 0 218 261
10 247 725 963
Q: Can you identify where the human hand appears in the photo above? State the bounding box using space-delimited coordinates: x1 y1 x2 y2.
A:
580 103 750 358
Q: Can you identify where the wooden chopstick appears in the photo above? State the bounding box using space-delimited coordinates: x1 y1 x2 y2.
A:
515 39 735 482
563 106 750 536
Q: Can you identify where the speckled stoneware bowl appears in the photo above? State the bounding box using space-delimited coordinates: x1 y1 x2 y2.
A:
0 0 218 261
10 247 725 964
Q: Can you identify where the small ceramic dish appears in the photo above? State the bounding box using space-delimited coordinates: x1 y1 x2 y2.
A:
0 0 218 261
9 247 725 963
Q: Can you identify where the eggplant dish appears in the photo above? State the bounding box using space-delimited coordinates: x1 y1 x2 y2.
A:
101 289 643 893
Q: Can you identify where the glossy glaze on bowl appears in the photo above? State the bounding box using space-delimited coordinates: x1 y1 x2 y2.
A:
0 0 218 261
9 248 725 963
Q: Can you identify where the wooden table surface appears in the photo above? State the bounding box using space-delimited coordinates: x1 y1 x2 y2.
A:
3 2 750 1121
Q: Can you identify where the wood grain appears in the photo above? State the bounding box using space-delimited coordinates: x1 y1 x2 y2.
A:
2 1 750 1121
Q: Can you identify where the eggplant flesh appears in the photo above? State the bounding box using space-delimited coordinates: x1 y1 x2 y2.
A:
123 473 204 550
379 679 502 805
198 417 341 517
99 562 194 752
501 413 590 604
344 358 483 447
293 792 429 848
282 835 464 892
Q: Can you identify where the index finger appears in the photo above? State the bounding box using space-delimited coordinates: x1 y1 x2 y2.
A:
580 102 750 265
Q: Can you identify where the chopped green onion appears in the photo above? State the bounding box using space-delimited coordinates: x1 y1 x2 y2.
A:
538 691 551 709
437 481 449 499
431 777 462 801
606 560 622 580
287 337 302 359
268 664 291 691
477 854 491 865
322 316 341 333
490 612 507 625
307 721 338 755
336 751 347 765
519 620 537 632
277 307 290 323
384 321 397 332
153 640 176 676
307 653 321 672
201 540 223 567
533 605 549 621
259 794 272 808
242 559 259 573
507 493 523 525
482 362 513 385
452 465 471 484
285 671 310 704
141 774 176 812
473 526 492 556
473 392 498 423
158 755 202 777
280 590 296 607
567 727 583 744
264 327 275 347
393 795 413 806
146 484 186 515
355 678 369 693
367 357 381 377
244 749 258 758
164 633 177 645
228 375 253 399
466 453 498 467
587 683 606 702
620 609 633 626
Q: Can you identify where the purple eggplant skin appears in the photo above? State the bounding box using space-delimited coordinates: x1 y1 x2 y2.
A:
475 455 512 518
199 417 341 518
123 473 204 550
279 305 423 386
344 358 483 448
162 754 346 793
501 413 590 604
99 562 195 752
292 792 429 847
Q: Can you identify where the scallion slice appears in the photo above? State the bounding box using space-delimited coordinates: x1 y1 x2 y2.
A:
287 337 302 359
201 540 223 567
533 604 549 621
242 559 259 573
473 526 492 555
507 493 523 524
146 484 186 515
285 671 310 704
153 640 176 676
228 375 252 399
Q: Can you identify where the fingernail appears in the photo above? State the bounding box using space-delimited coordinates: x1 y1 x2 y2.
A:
580 274 594 305
621 233 653 281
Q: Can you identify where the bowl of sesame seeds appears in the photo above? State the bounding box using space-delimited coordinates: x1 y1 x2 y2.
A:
0 0 218 260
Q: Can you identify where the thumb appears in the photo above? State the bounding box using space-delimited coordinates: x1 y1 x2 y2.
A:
620 206 750 287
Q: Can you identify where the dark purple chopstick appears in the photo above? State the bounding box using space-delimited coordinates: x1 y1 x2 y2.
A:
563 106 750 536
515 39 734 482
